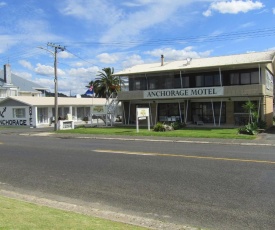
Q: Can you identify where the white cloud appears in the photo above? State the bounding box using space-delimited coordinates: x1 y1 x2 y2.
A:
122 54 144 69
99 0 195 44
238 22 255 28
97 53 119 64
35 63 66 76
0 2 6 7
58 51 74 59
67 66 99 78
0 35 18 53
60 0 123 26
145 47 212 61
33 77 54 91
19 60 33 70
273 8 275 14
203 0 264 17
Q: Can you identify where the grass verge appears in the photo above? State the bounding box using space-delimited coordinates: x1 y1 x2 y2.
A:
0 195 147 230
58 126 256 140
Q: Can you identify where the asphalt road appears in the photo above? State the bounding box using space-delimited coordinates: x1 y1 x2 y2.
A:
0 131 275 229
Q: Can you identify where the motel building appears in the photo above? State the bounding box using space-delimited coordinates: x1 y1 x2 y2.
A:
0 96 107 128
114 51 275 128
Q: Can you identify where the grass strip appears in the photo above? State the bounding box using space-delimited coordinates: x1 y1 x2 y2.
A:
0 195 147 230
58 126 256 140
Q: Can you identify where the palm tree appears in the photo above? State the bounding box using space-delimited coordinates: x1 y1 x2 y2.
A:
95 67 120 98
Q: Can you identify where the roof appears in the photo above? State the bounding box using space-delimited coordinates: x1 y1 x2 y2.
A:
114 50 275 76
0 70 47 92
0 96 107 106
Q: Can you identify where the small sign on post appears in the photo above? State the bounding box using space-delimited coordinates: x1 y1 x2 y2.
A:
136 108 150 133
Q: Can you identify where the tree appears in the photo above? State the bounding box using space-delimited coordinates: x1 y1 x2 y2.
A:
95 67 120 98
242 101 257 124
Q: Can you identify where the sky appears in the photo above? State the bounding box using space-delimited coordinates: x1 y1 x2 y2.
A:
0 0 274 96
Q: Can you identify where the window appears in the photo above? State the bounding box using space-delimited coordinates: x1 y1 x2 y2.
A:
182 76 189 88
196 75 204 87
135 81 141 90
0 90 7 98
213 74 221 86
228 69 259 86
148 78 156 89
129 75 147 91
204 75 213 87
230 73 239 85
174 74 181 88
164 75 174 89
191 102 226 124
240 73 250 85
13 108 26 118
251 71 259 84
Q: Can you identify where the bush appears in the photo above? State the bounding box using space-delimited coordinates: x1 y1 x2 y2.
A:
171 121 186 130
238 122 258 135
153 122 174 132
256 119 267 129
153 122 166 132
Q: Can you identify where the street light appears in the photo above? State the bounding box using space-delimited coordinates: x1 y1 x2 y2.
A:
38 44 65 131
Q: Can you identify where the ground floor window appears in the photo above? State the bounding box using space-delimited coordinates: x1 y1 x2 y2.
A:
233 101 259 125
191 102 226 124
13 108 26 118
158 103 182 122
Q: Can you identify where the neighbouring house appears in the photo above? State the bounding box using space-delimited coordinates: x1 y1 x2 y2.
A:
0 96 107 128
0 64 48 100
113 50 275 128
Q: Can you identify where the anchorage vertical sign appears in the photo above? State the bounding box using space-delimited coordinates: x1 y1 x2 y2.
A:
144 87 224 99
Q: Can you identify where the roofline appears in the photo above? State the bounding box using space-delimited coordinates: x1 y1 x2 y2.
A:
113 60 273 76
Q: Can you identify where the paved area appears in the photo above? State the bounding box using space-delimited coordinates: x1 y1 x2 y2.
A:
1 126 275 146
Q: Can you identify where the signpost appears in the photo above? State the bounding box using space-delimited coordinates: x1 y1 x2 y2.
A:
136 108 150 133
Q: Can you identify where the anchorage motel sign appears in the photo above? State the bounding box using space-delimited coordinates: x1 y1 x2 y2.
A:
144 87 224 99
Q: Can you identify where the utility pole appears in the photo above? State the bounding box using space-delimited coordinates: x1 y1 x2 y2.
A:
47 43 65 131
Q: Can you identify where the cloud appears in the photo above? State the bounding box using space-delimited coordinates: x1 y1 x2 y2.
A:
99 0 195 44
0 2 6 7
67 66 99 78
273 8 275 14
19 60 33 70
35 63 66 76
96 53 119 64
145 47 212 61
0 35 19 53
122 54 144 69
60 0 123 26
203 0 264 17
58 51 74 59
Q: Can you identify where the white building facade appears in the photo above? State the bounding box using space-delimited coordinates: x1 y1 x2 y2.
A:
0 96 107 128
114 51 275 128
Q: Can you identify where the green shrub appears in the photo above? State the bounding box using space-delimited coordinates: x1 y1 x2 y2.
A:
153 122 166 132
238 122 258 135
256 119 267 129
171 121 185 130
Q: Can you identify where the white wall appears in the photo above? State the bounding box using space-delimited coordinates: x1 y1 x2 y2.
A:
0 106 33 127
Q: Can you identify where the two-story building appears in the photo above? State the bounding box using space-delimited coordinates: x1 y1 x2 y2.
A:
0 64 47 99
114 51 275 127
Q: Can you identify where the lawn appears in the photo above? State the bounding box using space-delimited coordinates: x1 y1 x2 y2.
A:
0 195 147 230
58 126 256 140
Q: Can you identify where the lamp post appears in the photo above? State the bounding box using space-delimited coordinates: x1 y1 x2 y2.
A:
38 43 65 131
